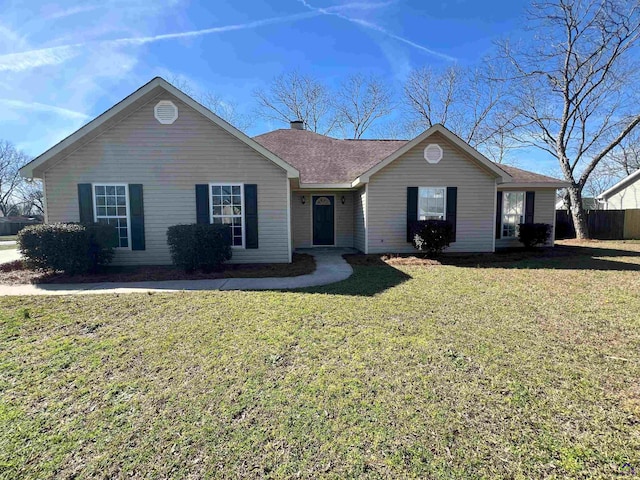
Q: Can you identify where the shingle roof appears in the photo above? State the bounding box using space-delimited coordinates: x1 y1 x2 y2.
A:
254 128 564 186
254 129 406 184
493 164 565 185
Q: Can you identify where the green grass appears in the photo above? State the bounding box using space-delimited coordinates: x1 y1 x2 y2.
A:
1 241 639 478
0 245 16 251
0 236 17 242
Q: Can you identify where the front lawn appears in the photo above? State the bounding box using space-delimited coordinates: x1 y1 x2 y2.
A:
1 241 639 478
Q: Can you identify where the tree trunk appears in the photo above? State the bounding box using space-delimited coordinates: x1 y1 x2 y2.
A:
567 184 589 239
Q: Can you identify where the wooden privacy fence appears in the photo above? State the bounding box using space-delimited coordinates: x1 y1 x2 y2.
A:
625 209 640 239
0 221 39 236
556 209 640 240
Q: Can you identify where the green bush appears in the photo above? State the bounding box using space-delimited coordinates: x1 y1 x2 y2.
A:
18 223 118 274
167 224 232 273
410 220 454 257
518 223 552 249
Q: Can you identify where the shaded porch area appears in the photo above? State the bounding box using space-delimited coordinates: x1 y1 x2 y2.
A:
290 190 362 250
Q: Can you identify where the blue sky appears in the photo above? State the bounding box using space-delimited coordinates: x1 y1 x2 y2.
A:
0 0 558 174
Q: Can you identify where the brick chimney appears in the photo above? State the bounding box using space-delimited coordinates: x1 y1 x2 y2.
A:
290 120 304 130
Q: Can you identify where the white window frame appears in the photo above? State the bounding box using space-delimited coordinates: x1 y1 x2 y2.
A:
501 191 526 239
418 187 447 221
209 183 245 249
92 183 131 250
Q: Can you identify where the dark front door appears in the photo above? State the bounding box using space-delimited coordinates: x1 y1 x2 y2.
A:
313 196 335 246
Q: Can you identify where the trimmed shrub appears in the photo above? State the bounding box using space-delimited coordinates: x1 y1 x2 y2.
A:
167 224 232 273
18 223 117 274
410 220 454 257
518 223 552 249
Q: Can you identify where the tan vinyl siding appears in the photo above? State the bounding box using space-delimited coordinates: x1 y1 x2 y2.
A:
366 131 496 253
353 186 366 252
496 188 557 248
291 191 354 248
44 93 290 265
605 181 640 209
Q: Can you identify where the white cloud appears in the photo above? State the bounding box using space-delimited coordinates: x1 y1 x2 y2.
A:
0 1 397 73
0 99 90 120
0 43 81 72
44 5 101 20
0 11 321 73
297 0 457 62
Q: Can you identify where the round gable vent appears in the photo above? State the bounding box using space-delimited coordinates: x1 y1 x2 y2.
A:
154 100 178 124
424 144 443 164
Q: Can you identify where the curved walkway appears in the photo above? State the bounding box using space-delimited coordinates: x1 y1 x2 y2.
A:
0 249 354 296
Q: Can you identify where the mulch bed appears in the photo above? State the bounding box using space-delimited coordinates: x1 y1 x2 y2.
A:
0 253 315 285
343 239 640 268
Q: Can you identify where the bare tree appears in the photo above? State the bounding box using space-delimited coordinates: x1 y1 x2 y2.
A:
498 0 640 238
0 140 29 216
403 65 516 162
15 179 44 216
168 76 253 132
601 129 640 177
253 71 336 134
334 74 394 139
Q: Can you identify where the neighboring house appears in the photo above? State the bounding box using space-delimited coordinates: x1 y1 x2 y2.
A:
597 169 640 210
555 197 602 210
19 77 567 265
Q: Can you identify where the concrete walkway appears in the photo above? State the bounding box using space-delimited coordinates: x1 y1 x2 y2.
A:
0 248 354 296
0 247 20 265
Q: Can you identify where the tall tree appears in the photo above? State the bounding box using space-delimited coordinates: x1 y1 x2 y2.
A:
253 71 336 134
0 140 29 216
602 129 640 177
168 76 253 132
334 74 393 139
15 179 44 216
499 0 640 238
403 65 516 162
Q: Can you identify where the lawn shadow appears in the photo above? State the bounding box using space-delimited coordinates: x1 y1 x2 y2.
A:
296 255 412 297
294 243 640 297
383 244 640 272
444 245 640 272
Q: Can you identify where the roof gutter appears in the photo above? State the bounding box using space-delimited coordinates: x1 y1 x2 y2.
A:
498 181 569 189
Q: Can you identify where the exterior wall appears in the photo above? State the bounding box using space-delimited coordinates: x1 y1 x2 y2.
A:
290 191 354 248
605 181 640 209
353 186 366 252
366 131 497 253
44 93 290 265
496 188 557 248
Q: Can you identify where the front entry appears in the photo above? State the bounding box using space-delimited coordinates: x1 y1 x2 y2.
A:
312 195 335 246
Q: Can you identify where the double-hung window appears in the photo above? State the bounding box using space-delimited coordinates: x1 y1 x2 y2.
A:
418 187 446 220
210 184 244 247
502 191 525 238
93 184 130 248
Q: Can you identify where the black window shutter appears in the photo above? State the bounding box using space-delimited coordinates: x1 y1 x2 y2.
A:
244 184 258 249
407 187 418 242
195 184 210 224
525 191 535 224
78 184 93 224
129 184 145 250
496 191 503 239
446 187 457 242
